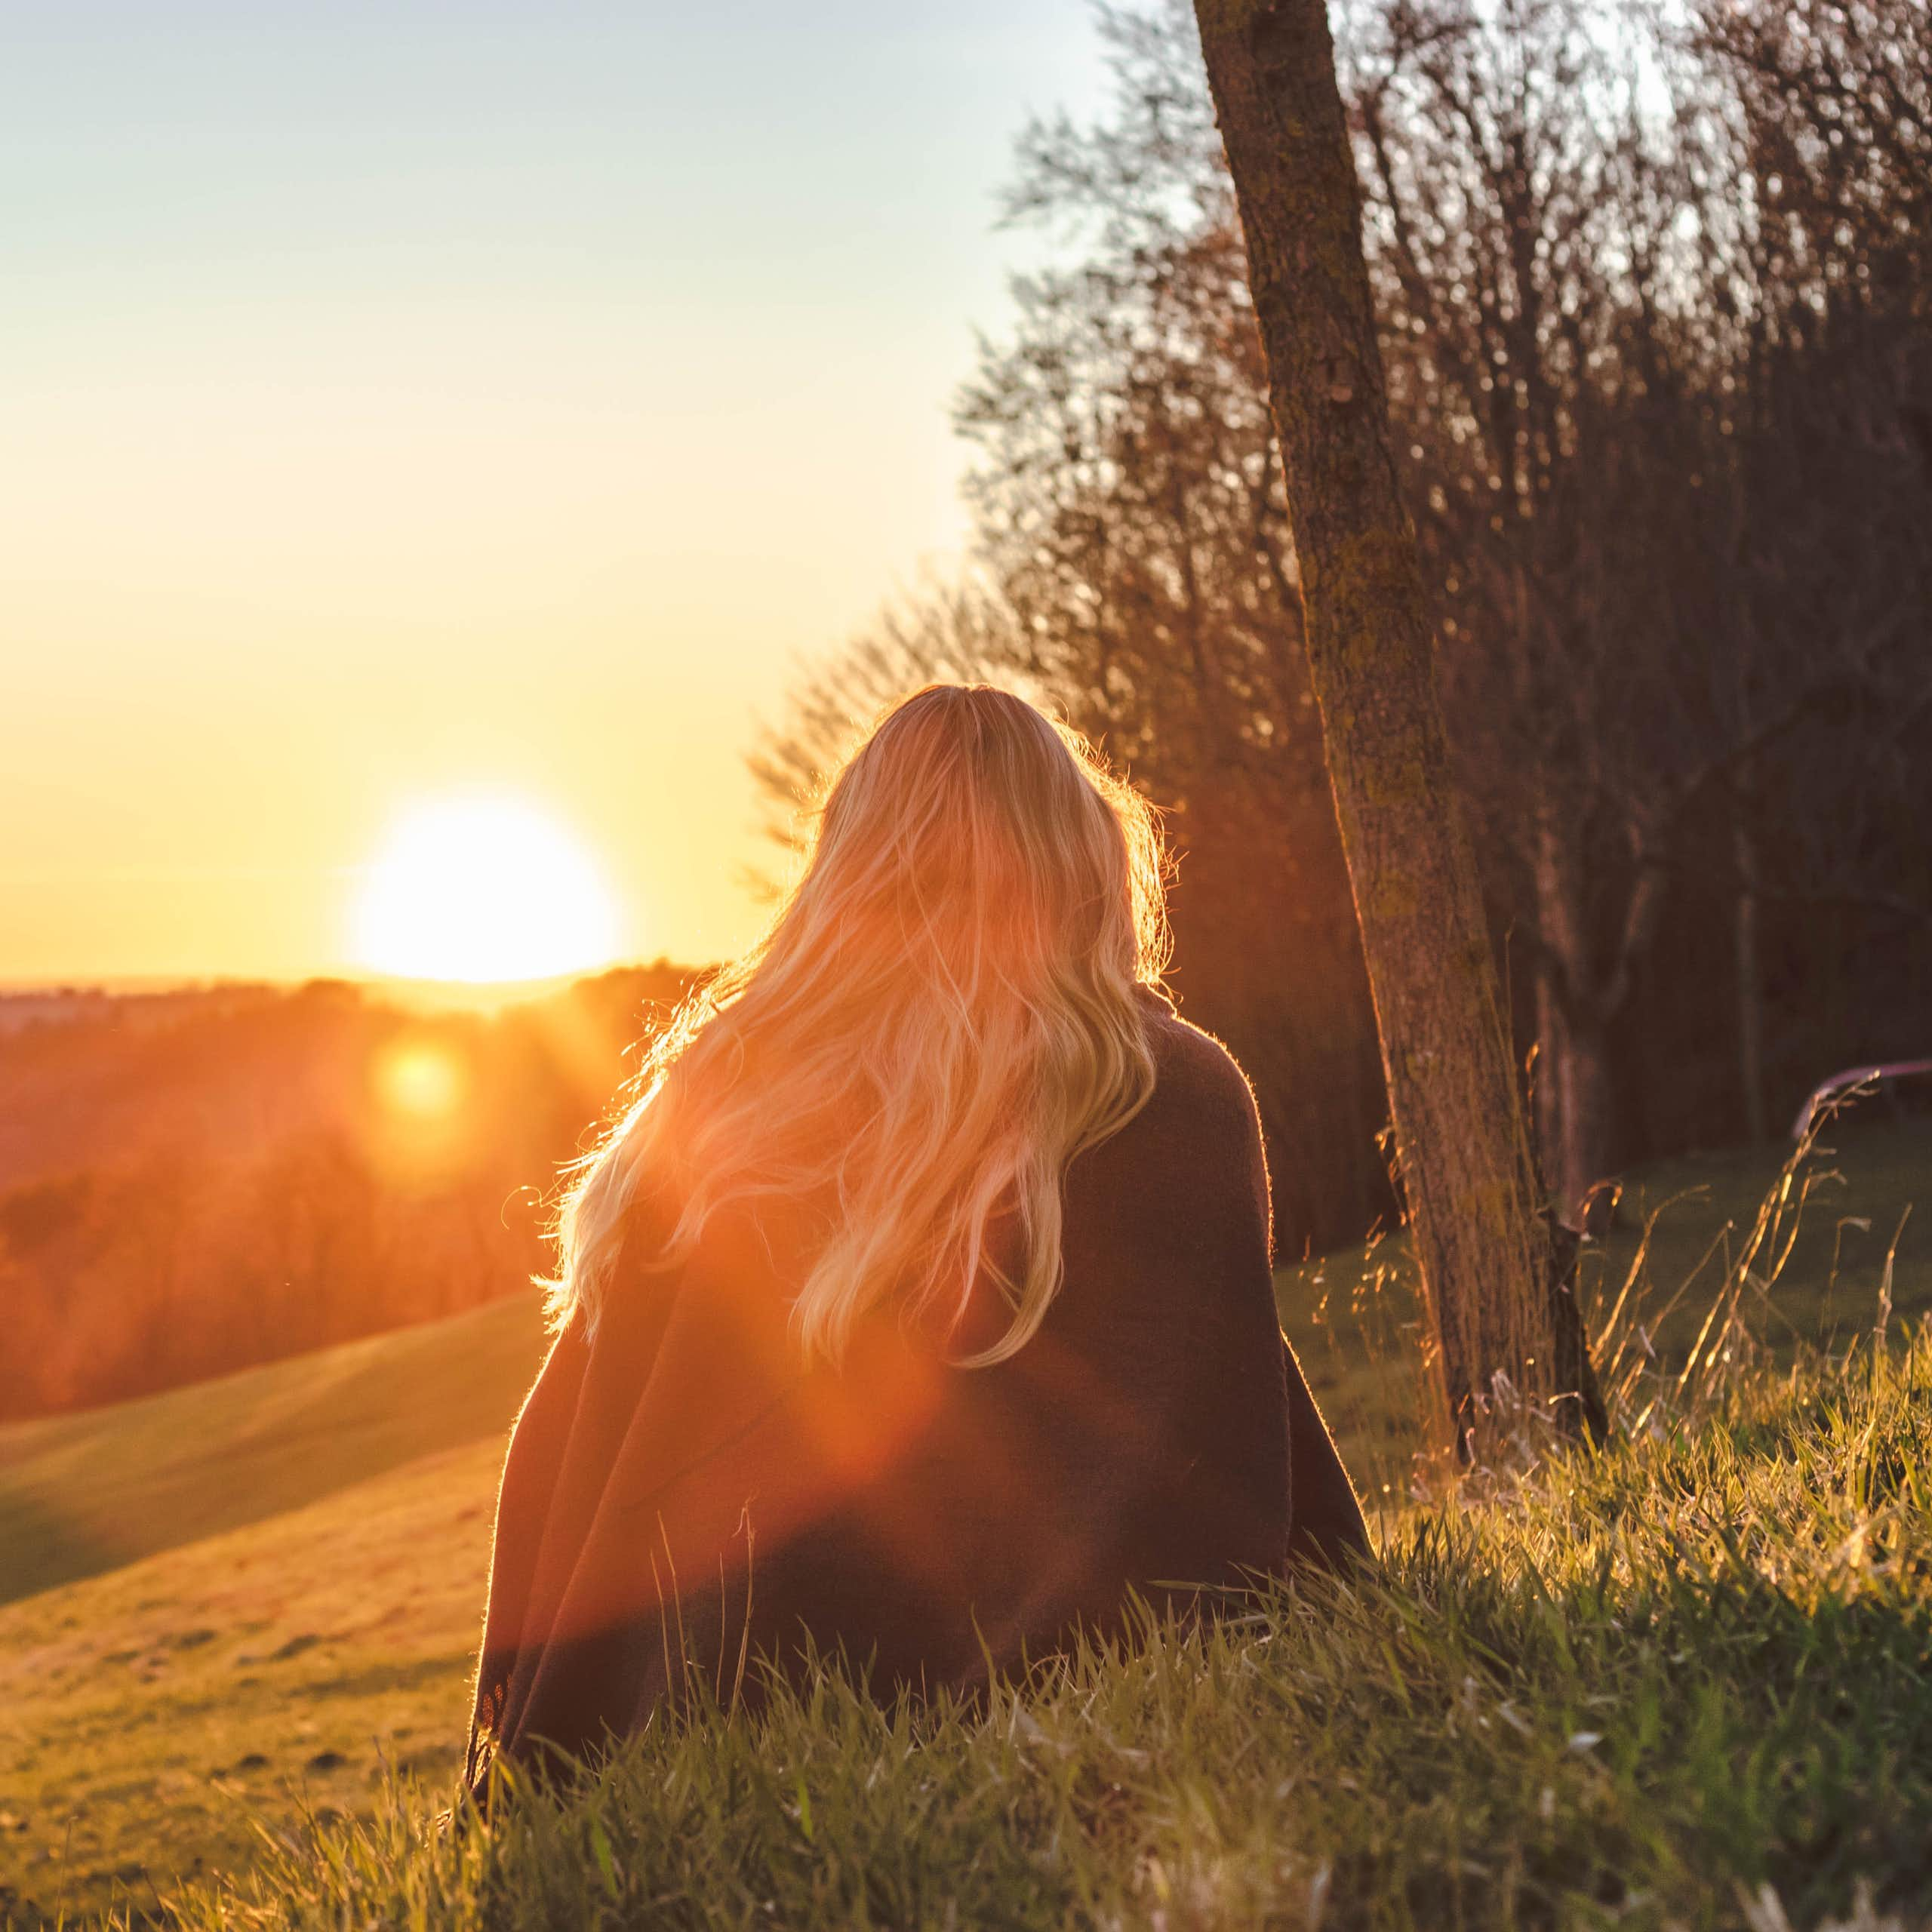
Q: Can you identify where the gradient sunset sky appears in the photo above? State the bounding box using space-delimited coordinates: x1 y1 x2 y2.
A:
2 1 1110 984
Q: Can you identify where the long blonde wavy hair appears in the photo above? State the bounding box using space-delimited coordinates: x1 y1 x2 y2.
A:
545 683 1171 1368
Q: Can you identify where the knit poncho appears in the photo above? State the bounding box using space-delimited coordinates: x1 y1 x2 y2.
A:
467 999 1369 1783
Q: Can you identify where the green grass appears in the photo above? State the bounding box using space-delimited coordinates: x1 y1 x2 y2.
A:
141 1327 1932 1932
0 1292 543 1607
1597 1115 1931 1352
1 1115 1926 1927
0 1296 540 1923
0 1441 500 1926
1278 1113 1932 1497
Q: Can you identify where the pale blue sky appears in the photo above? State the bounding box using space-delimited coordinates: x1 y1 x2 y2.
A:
0 1 1115 979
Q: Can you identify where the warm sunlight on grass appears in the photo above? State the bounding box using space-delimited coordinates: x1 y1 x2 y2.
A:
349 795 622 983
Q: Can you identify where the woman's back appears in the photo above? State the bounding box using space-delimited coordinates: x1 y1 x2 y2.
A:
466 685 1366 1782
468 995 1366 1781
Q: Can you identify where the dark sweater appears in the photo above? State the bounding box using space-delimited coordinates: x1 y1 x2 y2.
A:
466 999 1369 1783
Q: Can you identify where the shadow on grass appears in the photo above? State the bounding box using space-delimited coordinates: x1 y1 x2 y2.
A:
0 1489 121 1611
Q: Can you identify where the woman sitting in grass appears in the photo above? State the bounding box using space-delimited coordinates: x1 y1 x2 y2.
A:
468 685 1366 1785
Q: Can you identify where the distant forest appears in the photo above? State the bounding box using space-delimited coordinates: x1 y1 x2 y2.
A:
0 969 694 1420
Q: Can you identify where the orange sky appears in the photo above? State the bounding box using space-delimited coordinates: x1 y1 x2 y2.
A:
2 3 1106 984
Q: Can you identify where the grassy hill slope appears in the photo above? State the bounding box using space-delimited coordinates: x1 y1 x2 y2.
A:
145 1326 1932 1932
0 1112 1924 1924
0 1292 549 1921
0 1438 502 1924
0 1293 544 1607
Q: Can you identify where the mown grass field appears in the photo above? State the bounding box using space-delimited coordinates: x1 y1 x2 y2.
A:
0 1299 543 1924
0 1110 1926 1927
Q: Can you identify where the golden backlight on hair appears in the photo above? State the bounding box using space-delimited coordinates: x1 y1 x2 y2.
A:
546 684 1171 1369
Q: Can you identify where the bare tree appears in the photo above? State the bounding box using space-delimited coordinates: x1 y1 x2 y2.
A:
1189 0 1601 1438
1334 0 1932 1204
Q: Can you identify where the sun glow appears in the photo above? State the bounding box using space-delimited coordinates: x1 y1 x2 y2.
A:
376 1039 466 1117
350 795 623 983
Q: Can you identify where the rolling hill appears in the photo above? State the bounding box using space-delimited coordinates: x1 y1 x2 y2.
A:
1 1110 1925 1923
0 1294 549 1922
0 1437 503 1924
0 1292 546 1609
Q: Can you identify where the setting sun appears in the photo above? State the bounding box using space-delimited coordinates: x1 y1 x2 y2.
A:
349 795 623 983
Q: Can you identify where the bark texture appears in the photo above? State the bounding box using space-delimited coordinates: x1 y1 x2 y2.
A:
1733 811 1769 1144
1191 0 1600 1437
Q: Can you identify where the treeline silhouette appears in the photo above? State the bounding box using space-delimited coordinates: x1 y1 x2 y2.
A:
0 968 694 1421
756 0 1932 1247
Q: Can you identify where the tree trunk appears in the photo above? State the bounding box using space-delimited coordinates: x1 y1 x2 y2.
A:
1733 809 1769 1143
1191 0 1601 1441
1550 1008 1615 1231
1531 812 1617 1226
1534 961 1565 1202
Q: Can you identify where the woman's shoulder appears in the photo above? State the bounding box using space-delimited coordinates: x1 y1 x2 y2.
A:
1108 987 1268 1193
1060 988 1272 1256
1134 986 1263 1131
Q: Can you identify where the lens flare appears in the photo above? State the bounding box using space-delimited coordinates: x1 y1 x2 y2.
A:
377 1039 465 1118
